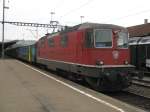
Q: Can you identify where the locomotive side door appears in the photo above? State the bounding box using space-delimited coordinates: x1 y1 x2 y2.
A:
76 30 92 63
82 29 94 64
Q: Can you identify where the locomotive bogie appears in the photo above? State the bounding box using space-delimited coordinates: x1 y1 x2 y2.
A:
37 57 133 91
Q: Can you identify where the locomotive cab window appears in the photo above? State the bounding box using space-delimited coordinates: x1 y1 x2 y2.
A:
60 34 68 47
117 31 128 48
94 29 112 48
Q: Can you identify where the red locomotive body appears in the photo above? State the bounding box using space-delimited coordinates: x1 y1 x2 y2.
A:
37 23 134 91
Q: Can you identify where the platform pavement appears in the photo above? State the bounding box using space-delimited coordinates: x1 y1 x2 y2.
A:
0 59 146 112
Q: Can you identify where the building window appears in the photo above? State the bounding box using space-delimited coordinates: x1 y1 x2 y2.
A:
60 34 68 47
48 38 54 47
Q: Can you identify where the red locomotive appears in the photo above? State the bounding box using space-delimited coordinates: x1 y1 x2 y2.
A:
37 23 134 91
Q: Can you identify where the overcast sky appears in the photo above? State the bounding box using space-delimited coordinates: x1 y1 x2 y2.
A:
0 0 150 41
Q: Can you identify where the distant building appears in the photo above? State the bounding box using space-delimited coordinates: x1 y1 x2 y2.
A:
127 19 150 37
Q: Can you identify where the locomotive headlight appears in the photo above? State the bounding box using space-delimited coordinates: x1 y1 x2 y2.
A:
96 60 104 66
100 61 104 65
124 60 128 65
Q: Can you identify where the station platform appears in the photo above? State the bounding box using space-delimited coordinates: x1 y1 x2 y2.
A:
0 59 145 112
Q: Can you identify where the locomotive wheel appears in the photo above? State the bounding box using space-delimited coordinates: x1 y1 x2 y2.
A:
85 77 105 91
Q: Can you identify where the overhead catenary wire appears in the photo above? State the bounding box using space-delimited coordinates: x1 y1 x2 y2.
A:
52 0 65 12
104 8 150 23
59 0 95 19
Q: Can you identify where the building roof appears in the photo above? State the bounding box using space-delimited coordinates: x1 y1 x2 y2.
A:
127 23 150 37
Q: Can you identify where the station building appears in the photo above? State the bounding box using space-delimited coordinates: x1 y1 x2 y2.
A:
127 19 150 37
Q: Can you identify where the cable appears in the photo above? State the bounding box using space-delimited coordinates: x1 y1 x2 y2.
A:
59 0 95 19
53 0 65 11
104 8 150 23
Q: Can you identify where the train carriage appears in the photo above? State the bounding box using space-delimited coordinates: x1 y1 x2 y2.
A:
6 40 36 63
129 36 150 71
37 23 134 91
138 37 150 70
18 44 36 62
129 37 141 68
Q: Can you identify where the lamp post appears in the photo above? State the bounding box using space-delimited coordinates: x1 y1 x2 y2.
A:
1 0 9 58
80 16 84 24
1 0 5 58
50 12 55 23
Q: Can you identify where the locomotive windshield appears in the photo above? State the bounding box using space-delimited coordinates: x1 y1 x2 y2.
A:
117 31 128 48
94 29 112 48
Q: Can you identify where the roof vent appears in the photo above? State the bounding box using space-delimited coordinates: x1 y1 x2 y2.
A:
144 19 148 24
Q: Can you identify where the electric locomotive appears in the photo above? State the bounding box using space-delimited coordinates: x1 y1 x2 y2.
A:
37 23 134 91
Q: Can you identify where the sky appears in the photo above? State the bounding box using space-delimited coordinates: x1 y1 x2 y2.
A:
1 0 150 41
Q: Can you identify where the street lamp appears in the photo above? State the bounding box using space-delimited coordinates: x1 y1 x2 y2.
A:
80 16 84 24
1 0 9 58
50 12 55 23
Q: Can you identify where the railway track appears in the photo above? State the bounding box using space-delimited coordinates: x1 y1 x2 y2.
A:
121 75 150 100
107 90 150 112
125 84 150 98
132 76 150 87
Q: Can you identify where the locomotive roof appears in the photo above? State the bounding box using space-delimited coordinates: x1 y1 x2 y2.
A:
61 22 127 33
45 23 128 37
78 23 127 31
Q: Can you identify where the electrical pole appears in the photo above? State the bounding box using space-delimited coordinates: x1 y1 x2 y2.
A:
1 0 5 58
